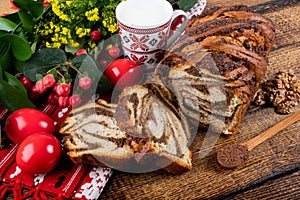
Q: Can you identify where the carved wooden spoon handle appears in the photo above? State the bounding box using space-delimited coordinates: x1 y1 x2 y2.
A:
242 110 300 151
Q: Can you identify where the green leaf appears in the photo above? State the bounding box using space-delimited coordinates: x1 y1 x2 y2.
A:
0 79 35 112
0 34 32 61
0 30 8 37
0 42 12 71
177 0 198 11
0 65 3 79
0 18 17 32
4 71 27 96
13 59 25 73
65 44 81 55
23 48 67 81
13 0 44 18
18 10 35 32
96 74 113 93
2 12 20 24
35 73 43 81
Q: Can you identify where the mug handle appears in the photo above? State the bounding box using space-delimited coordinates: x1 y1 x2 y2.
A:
166 10 189 49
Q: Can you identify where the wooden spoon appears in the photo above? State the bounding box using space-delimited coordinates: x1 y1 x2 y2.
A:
217 110 300 168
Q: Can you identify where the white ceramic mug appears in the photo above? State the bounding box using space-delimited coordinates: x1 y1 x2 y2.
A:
116 0 189 77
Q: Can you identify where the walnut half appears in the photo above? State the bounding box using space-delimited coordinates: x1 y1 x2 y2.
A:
253 70 300 114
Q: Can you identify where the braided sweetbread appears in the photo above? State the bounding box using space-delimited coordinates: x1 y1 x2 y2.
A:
154 5 275 134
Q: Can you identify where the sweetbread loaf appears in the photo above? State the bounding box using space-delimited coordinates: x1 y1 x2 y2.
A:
154 5 275 134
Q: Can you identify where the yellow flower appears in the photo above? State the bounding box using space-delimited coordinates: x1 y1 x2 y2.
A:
61 27 70 35
54 25 60 32
88 40 97 48
46 42 61 48
76 27 83 35
66 0 71 6
49 22 54 29
33 0 122 50
102 17 118 33
75 27 91 38
70 40 80 48
85 8 100 21
52 0 71 22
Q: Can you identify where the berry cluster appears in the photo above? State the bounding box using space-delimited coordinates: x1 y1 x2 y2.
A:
18 37 139 109
75 44 121 69
20 69 92 108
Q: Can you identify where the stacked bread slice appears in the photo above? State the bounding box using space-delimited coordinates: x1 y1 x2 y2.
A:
154 5 275 134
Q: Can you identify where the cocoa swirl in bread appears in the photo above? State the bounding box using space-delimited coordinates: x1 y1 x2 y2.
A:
115 83 192 174
60 94 192 174
59 99 135 170
154 5 275 134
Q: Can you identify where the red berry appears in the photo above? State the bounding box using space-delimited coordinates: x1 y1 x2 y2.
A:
52 82 59 91
29 87 42 100
34 81 47 94
78 76 92 90
75 49 87 57
42 74 56 88
68 94 82 107
99 59 108 67
55 83 71 97
90 30 102 41
47 92 59 104
108 46 120 58
43 0 52 8
19 75 33 91
58 96 69 107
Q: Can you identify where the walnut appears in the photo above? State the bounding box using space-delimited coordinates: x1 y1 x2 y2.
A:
253 70 300 114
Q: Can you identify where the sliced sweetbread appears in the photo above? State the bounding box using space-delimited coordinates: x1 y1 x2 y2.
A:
59 99 135 171
60 96 192 174
115 83 192 174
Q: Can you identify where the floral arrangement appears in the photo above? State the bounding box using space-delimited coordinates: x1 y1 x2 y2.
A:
34 0 121 52
0 0 198 112
0 0 122 112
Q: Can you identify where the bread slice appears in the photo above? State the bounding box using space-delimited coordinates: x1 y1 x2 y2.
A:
59 99 135 171
115 83 192 174
59 95 192 174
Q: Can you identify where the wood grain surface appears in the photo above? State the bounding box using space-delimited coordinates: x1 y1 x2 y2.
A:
100 0 300 199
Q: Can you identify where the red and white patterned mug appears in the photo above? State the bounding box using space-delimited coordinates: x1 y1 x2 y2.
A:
116 0 189 79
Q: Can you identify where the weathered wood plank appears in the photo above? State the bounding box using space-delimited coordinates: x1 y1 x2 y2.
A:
251 0 300 14
206 0 272 8
101 0 300 199
225 168 300 199
206 0 300 12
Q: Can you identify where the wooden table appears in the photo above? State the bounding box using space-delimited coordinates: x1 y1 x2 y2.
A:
100 0 300 199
